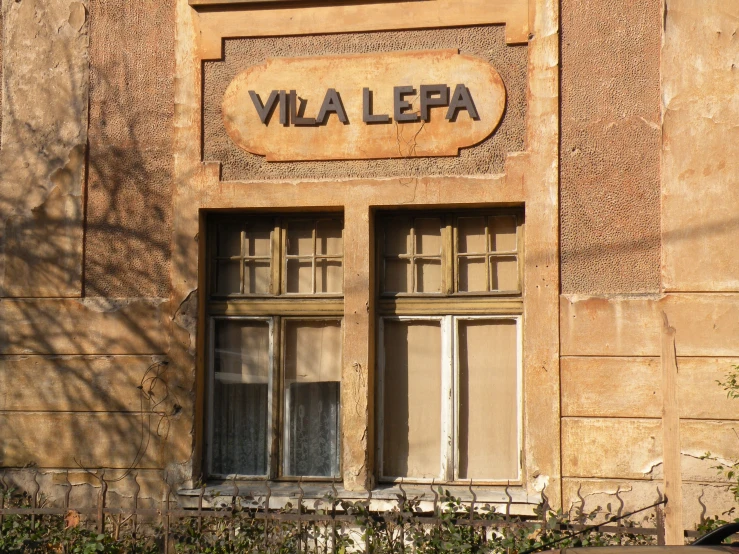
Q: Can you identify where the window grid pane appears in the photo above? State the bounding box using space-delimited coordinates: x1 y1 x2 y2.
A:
212 220 275 296
381 213 519 296
382 217 442 294
285 218 344 295
455 215 520 294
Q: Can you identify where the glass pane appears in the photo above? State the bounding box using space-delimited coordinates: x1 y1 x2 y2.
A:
490 216 517 252
286 259 312 293
458 320 518 480
287 220 314 256
384 218 411 256
415 259 441 293
415 218 441 255
316 259 343 293
458 258 487 292
284 321 342 477
246 221 272 257
216 223 242 257
316 219 343 255
491 256 519 291
382 320 442 479
211 320 270 476
215 261 241 295
457 217 486 254
284 320 342 383
383 259 411 293
244 261 270 294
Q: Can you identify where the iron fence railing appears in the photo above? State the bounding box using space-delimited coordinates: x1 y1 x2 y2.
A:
0 468 691 553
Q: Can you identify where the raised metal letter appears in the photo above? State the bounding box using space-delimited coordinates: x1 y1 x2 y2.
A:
445 84 480 121
316 89 349 124
249 90 279 125
279 90 289 126
363 88 391 124
394 86 420 123
420 84 449 122
289 90 317 126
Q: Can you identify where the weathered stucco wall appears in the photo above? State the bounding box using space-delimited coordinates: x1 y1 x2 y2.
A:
85 0 175 298
204 26 527 181
558 0 739 528
560 0 661 294
0 0 89 297
0 0 176 488
661 0 739 291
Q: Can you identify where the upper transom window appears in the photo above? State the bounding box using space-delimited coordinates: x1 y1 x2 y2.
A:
210 216 344 297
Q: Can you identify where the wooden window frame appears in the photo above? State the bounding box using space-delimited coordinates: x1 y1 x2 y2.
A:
376 315 522 485
377 209 524 314
376 209 524 486
206 213 344 481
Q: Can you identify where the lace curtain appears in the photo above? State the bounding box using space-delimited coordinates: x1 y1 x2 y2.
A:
211 381 268 476
286 382 340 477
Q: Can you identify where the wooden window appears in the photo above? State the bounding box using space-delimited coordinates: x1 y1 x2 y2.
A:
207 215 344 479
376 210 523 484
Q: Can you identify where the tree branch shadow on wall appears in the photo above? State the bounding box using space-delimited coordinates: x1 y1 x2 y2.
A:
0 0 191 503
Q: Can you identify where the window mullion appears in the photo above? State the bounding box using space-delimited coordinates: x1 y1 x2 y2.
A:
443 217 454 295
484 217 491 293
239 227 246 295
277 315 287 478
268 317 279 479
440 315 454 482
410 221 417 294
451 315 460 482
376 317 386 481
271 220 281 296
312 222 317 294
279 219 288 296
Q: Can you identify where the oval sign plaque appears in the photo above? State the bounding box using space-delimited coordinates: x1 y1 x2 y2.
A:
222 49 506 162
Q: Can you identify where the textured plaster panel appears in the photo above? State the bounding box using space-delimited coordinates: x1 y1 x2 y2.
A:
204 26 526 181
563 479 737 529
0 298 167 355
562 418 663 480
84 0 175 297
562 357 739 420
0 412 164 469
560 0 661 294
0 355 168 412
563 418 739 482
662 1 739 291
561 294 739 357
0 0 89 297
562 357 662 418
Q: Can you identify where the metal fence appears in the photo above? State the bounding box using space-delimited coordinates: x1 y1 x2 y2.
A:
0 468 693 553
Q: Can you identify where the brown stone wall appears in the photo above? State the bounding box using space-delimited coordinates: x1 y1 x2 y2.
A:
84 0 175 297
560 0 661 294
204 26 527 181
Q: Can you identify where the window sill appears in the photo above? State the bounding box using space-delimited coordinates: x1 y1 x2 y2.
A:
177 481 541 516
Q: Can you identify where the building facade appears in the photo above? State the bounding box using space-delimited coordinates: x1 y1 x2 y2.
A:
0 0 738 533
